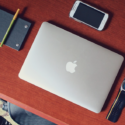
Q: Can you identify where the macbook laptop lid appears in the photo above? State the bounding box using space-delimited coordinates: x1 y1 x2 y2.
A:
19 22 124 113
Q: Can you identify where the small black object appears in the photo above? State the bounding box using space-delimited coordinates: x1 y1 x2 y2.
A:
0 9 31 51
2 102 8 112
0 116 12 125
106 79 125 122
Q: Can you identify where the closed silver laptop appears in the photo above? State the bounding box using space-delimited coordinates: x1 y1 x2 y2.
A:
19 22 124 113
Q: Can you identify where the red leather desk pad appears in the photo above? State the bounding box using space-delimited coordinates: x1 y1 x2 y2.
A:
0 0 125 125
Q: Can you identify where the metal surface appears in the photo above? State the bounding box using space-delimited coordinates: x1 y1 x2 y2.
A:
19 22 124 113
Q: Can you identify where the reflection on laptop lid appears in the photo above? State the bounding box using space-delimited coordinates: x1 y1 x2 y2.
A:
19 22 124 113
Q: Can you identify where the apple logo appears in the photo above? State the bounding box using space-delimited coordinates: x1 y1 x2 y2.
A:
66 61 77 73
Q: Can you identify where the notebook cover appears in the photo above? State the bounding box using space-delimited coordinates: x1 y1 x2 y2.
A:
0 9 31 51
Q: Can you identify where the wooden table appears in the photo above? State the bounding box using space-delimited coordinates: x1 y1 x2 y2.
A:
0 0 125 125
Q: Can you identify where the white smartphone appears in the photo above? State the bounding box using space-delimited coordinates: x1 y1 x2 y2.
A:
69 1 109 31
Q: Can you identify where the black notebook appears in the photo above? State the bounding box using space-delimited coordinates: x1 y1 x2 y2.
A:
0 9 31 51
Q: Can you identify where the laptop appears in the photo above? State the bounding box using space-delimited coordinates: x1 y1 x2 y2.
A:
19 22 124 113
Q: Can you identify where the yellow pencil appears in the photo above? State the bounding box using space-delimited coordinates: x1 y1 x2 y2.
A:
0 9 20 47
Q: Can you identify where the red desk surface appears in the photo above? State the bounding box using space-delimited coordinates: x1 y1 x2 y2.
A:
0 0 125 125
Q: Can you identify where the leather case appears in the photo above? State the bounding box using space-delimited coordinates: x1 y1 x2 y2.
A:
0 9 31 51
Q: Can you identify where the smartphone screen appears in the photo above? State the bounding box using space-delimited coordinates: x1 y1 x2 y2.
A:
73 3 105 28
